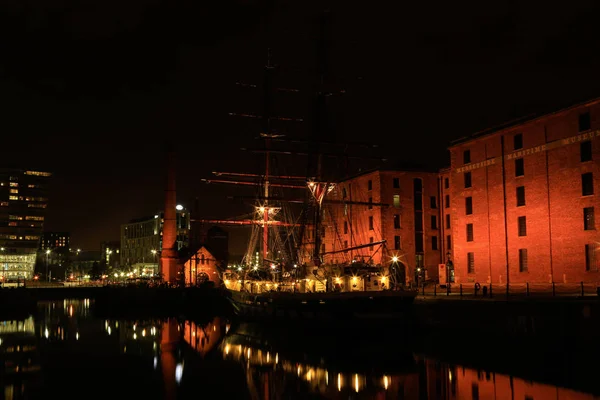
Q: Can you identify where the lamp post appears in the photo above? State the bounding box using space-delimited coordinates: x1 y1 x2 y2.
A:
0 247 5 282
45 249 51 282
391 256 399 290
445 251 454 283
151 249 158 277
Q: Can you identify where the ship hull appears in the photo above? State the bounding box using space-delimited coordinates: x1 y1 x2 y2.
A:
227 289 417 321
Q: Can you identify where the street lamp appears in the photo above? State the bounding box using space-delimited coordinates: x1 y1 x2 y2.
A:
151 249 158 276
0 247 5 282
45 249 51 282
445 251 454 285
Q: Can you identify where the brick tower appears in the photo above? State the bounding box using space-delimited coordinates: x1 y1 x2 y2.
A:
160 149 179 283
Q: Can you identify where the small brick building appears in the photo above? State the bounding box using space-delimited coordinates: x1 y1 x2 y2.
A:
182 246 221 286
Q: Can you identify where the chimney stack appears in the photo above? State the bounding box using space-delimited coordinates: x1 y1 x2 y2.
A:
160 149 179 283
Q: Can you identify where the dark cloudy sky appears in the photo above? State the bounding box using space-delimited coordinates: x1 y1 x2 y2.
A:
3 0 600 254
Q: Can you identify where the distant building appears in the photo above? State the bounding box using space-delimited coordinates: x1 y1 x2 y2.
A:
38 232 74 279
40 232 70 251
68 250 102 279
120 208 190 275
100 241 121 272
0 168 52 279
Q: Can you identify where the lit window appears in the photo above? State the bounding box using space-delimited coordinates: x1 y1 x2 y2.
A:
24 171 51 177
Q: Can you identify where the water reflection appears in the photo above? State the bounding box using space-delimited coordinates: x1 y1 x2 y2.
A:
0 299 597 399
219 329 599 400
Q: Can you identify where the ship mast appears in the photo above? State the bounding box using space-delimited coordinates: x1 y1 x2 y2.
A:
196 10 388 270
261 48 274 265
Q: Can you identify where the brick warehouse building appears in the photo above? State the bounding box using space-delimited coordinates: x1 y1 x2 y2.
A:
448 98 600 285
322 169 443 285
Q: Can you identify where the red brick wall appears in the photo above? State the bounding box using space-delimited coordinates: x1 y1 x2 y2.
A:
323 170 441 284
449 100 600 285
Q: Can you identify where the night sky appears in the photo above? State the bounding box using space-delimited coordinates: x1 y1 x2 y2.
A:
3 0 600 255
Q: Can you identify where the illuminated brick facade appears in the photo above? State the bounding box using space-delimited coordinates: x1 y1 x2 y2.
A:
448 98 600 285
182 246 221 287
323 169 443 285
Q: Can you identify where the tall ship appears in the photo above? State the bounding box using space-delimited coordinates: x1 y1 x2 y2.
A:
199 10 417 319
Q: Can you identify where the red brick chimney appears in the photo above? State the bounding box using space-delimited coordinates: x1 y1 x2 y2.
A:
160 149 178 283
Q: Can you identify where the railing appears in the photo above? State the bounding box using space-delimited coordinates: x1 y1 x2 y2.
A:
419 282 600 299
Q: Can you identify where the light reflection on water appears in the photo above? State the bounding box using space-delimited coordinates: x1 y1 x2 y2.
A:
0 299 597 399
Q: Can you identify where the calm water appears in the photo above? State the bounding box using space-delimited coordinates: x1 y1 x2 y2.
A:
1 299 598 399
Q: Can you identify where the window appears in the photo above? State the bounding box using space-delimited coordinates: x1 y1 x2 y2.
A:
518 216 527 236
513 133 523 150
369 237 374 251
444 177 449 189
394 235 401 250
515 158 524 177
368 197 373 209
431 215 437 229
368 216 374 230
393 214 400 229
432 236 438 250
516 186 525 207
415 235 424 253
414 178 422 192
414 195 423 211
367 180 372 190
472 383 479 400
585 244 598 271
430 196 437 209
393 178 400 188
393 195 400 208
463 150 471 164
467 252 475 273
584 207 595 230
415 214 423 231
464 172 472 188
446 214 450 229
342 187 347 198
445 194 450 208
582 172 594 196
579 111 591 132
465 197 473 215
343 221 348 234
446 235 451 249
344 240 348 248
466 224 474 242
519 249 528 272
581 141 592 162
